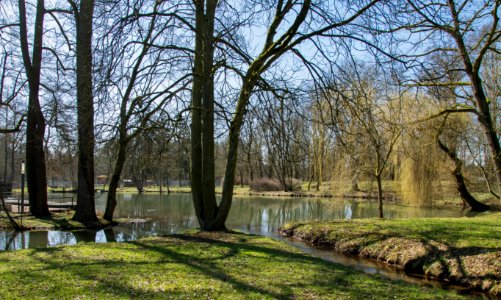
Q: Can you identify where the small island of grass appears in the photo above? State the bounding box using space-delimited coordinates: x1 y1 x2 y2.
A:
280 212 501 296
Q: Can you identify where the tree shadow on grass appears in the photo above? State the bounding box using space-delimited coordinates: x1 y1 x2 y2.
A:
132 235 291 298
16 234 294 298
3 233 461 299
132 233 358 299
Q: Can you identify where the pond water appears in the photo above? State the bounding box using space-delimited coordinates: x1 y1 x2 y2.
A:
3 193 487 297
0 192 465 250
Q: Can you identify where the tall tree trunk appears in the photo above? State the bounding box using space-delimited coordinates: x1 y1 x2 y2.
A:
73 0 98 224
437 139 490 211
190 0 220 231
201 0 217 228
190 0 205 229
104 142 127 221
18 0 50 217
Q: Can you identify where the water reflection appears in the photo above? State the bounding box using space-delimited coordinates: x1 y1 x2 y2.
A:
1 193 463 250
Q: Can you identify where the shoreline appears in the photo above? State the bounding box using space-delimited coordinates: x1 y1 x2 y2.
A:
279 213 501 296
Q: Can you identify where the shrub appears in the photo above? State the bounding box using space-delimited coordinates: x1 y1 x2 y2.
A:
250 178 302 191
250 178 282 191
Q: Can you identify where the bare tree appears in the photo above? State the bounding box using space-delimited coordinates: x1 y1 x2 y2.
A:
18 0 50 216
190 0 379 230
388 0 501 195
99 1 191 221
319 62 401 218
70 0 99 224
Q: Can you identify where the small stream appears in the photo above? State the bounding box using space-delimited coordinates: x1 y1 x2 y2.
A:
0 193 485 298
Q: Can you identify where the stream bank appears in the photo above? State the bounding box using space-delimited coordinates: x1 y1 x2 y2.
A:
279 212 501 296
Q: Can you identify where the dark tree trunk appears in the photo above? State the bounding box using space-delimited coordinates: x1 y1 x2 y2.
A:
73 0 98 224
104 142 127 221
448 7 501 194
437 139 490 211
190 0 313 231
190 0 223 231
103 227 116 242
18 0 50 217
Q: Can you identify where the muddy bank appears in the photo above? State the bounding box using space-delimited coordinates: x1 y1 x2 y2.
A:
279 215 501 296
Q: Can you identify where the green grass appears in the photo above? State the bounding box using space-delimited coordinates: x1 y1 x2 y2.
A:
281 213 501 295
0 231 470 299
282 212 501 249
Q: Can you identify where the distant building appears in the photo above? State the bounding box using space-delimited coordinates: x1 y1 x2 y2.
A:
96 175 108 185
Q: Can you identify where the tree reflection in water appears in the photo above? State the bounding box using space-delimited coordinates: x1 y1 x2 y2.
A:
1 193 463 250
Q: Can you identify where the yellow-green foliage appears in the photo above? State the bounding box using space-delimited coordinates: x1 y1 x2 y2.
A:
397 93 476 206
400 155 434 206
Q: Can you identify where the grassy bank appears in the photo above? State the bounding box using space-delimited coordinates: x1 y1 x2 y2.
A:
0 231 473 299
280 212 501 295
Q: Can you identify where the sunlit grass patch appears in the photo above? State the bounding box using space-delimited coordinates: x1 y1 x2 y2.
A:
0 231 469 299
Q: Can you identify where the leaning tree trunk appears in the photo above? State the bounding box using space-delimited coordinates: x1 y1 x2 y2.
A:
217 77 259 228
104 142 127 221
19 0 50 217
74 0 98 224
0 194 22 230
452 29 501 195
437 139 490 211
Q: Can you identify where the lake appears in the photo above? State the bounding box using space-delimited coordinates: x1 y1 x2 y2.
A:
0 192 465 250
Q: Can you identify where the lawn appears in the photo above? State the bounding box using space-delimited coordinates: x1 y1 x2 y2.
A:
0 231 470 299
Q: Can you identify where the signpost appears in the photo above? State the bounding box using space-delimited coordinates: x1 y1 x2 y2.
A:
21 161 25 222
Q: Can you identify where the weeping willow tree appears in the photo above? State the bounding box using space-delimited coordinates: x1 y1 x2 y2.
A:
398 94 445 207
399 92 491 210
400 149 437 207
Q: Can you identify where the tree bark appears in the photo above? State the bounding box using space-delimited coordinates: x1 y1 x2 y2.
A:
190 0 222 231
201 0 217 227
104 142 127 221
447 0 501 194
190 0 206 229
437 138 490 211
18 0 50 217
73 0 98 224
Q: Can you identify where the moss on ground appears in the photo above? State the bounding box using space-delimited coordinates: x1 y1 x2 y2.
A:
280 212 501 295
0 231 473 299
